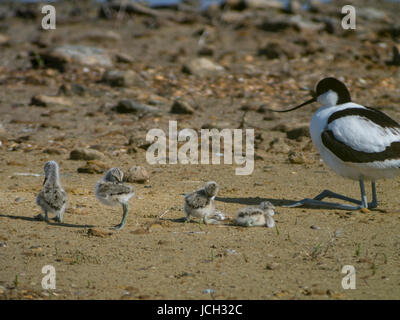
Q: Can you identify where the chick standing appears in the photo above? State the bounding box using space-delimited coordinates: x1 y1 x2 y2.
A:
235 201 275 228
95 168 134 230
36 160 68 223
184 181 220 224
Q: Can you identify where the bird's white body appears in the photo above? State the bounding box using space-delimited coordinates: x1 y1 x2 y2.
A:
310 100 400 181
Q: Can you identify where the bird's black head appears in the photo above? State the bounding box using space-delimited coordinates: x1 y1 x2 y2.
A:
315 77 351 105
267 77 352 113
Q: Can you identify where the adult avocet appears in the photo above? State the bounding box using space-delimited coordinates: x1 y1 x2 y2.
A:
271 77 400 210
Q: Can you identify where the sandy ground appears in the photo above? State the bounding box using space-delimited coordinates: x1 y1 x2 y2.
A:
0 0 400 299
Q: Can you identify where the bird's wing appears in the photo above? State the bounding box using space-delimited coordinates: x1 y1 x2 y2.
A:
40 186 67 211
322 107 400 163
185 190 209 209
97 182 133 197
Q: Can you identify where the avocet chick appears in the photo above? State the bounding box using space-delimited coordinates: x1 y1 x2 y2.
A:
36 160 68 223
184 181 220 224
235 201 275 228
95 168 134 230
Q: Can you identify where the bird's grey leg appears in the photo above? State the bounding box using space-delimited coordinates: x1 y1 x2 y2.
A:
44 210 49 222
54 208 64 223
368 181 378 209
359 178 368 209
285 178 371 210
113 203 128 230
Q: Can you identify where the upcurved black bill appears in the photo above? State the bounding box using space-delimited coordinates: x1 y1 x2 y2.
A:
267 97 316 113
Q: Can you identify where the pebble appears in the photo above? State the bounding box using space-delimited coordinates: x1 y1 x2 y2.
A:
58 83 87 96
77 160 109 174
288 151 307 164
113 100 159 115
30 95 72 108
125 166 150 184
39 45 113 71
70 148 105 161
170 99 195 115
0 33 9 45
286 126 310 140
115 52 135 64
102 70 146 88
87 228 112 238
182 58 225 77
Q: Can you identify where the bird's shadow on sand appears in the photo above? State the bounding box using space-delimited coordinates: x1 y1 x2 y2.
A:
214 196 294 207
0 214 94 229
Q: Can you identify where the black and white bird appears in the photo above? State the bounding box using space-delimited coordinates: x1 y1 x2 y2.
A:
95 168 135 230
36 161 68 222
271 77 400 210
235 201 275 228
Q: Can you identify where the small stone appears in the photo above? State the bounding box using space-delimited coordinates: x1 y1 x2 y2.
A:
30 95 72 107
310 225 320 230
43 148 65 155
182 58 225 77
38 45 113 72
113 100 159 114
288 151 307 164
125 166 150 184
258 41 299 60
115 52 134 63
87 228 112 238
70 148 105 161
170 99 195 115
0 33 9 45
78 30 121 42
197 46 214 56
286 126 309 140
265 262 280 270
77 160 109 174
102 70 146 87
58 83 86 96
361 207 370 214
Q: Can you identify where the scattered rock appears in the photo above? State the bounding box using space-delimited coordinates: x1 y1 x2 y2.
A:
170 99 195 114
0 33 9 45
288 151 307 164
182 58 225 77
286 126 309 140
265 262 280 270
38 45 113 71
58 83 87 96
258 19 292 32
87 228 112 238
30 95 72 107
197 46 214 56
70 148 105 161
258 41 300 59
101 69 146 87
125 166 150 183
115 52 134 63
77 160 109 174
77 30 121 42
112 100 159 114
43 148 66 155
127 136 151 150
386 45 400 66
